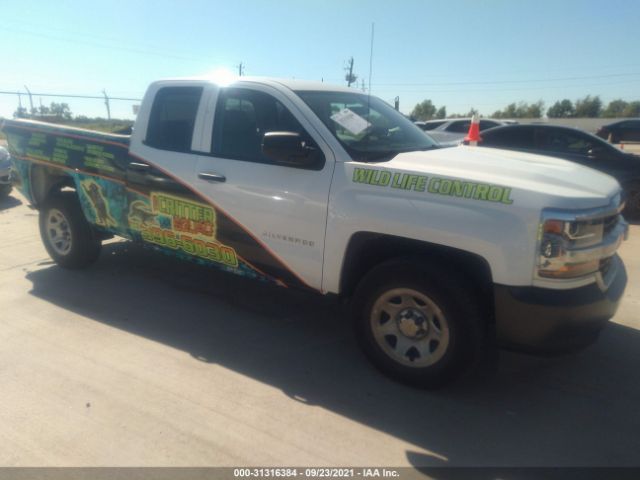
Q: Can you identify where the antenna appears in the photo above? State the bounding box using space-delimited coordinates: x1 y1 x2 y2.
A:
366 22 375 117
368 23 374 94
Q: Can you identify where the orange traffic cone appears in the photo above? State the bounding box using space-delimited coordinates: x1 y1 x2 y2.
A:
464 114 481 146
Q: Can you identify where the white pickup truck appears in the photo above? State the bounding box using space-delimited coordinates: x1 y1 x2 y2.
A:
1 77 629 387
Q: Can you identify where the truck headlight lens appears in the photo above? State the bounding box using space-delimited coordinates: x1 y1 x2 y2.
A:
538 218 606 279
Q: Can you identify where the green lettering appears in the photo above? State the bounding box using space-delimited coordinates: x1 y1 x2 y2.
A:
439 179 452 195
415 176 427 192
451 181 466 197
405 175 419 190
428 178 440 193
488 186 503 202
353 168 372 184
378 171 391 186
474 184 489 200
501 188 514 205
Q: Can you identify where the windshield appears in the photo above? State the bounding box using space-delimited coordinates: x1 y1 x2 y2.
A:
295 90 437 162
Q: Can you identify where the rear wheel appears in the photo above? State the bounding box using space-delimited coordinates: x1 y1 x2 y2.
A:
39 193 101 269
0 184 11 198
353 258 486 388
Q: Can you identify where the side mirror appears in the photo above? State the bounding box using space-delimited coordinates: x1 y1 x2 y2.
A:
262 131 317 167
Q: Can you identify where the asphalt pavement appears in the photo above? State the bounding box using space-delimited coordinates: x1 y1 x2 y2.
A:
1 190 639 468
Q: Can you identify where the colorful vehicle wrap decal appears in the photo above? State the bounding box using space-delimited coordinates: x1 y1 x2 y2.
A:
352 166 514 205
1 119 313 290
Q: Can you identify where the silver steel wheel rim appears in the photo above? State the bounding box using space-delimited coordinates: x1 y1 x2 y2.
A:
370 288 450 368
45 208 72 256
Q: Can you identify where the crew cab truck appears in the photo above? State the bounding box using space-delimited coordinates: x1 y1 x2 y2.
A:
1 77 629 387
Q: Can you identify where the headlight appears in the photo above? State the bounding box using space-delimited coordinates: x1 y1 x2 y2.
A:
536 200 628 281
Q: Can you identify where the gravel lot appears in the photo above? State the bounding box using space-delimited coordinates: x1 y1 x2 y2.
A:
0 190 639 468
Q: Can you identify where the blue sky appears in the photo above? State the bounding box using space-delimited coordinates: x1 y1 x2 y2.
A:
1 0 639 119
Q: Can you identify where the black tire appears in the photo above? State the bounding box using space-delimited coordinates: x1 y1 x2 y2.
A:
352 258 486 388
0 184 11 198
39 192 101 269
622 182 640 220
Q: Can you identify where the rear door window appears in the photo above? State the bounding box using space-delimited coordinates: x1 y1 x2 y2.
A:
145 86 203 153
445 120 471 133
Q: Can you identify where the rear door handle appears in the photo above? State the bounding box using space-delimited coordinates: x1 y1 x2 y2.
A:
128 162 150 172
198 171 226 183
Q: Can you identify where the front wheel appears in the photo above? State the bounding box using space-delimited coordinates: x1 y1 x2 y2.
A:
39 193 101 269
353 259 486 388
0 184 11 198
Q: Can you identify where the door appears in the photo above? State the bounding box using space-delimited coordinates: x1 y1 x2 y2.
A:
193 85 336 291
125 85 221 267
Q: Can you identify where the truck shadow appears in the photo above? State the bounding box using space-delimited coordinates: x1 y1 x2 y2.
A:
25 242 640 467
0 194 22 211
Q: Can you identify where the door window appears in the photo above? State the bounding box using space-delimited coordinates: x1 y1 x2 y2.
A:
211 88 322 167
145 87 203 153
538 129 593 155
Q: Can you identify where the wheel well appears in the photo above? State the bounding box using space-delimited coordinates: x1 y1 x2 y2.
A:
340 232 495 321
31 165 76 207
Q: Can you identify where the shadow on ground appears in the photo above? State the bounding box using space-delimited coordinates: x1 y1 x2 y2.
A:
25 242 640 467
0 193 22 211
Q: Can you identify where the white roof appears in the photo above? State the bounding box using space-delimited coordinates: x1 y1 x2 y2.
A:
152 75 358 93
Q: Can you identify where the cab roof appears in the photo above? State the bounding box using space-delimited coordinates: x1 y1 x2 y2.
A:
150 76 358 94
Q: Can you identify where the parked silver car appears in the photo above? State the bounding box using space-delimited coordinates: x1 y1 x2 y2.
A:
416 118 513 146
0 145 12 197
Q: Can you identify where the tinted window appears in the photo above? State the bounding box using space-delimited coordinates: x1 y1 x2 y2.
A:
422 120 446 130
445 120 471 133
479 120 500 130
146 87 203 152
537 129 594 155
481 127 535 148
212 88 322 167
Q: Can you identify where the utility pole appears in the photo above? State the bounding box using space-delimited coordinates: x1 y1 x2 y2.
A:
361 79 366 92
345 57 356 87
102 89 111 120
24 85 34 116
237 62 244 76
394 96 400 111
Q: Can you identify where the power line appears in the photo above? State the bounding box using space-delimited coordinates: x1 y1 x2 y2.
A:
0 90 141 101
374 71 640 87
0 25 203 63
372 78 640 94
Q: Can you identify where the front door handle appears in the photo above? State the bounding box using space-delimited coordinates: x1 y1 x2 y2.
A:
198 171 226 183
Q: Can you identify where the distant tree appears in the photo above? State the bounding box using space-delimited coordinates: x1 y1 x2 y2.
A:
435 106 446 119
50 102 72 120
526 100 545 118
466 108 478 117
411 99 437 121
574 95 602 117
13 107 28 118
37 104 50 116
602 99 628 118
622 101 640 117
547 99 575 118
492 103 518 119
